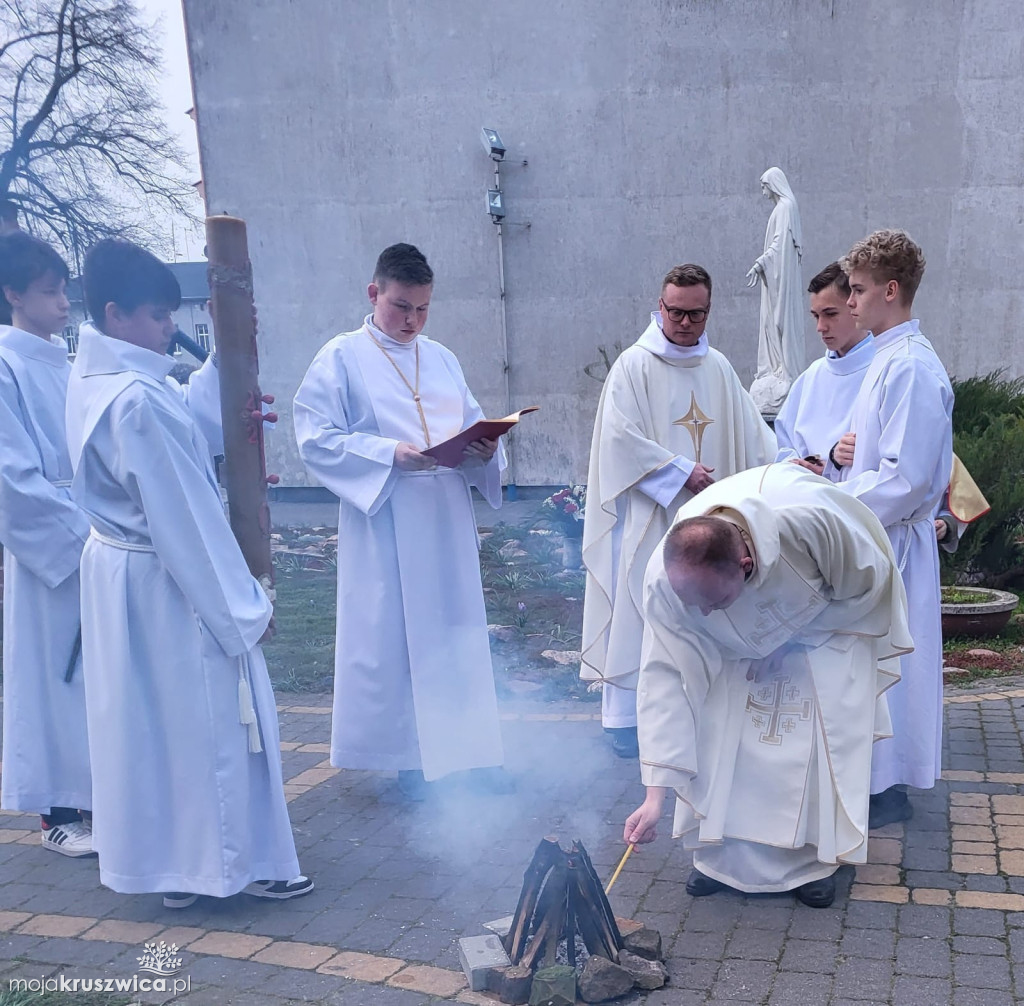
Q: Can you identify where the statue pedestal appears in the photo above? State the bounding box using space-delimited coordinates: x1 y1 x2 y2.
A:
749 372 791 415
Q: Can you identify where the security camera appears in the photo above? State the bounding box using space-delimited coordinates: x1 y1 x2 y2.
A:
481 127 506 161
486 188 506 220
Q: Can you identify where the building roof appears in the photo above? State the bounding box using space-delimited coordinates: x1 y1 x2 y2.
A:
67 261 210 305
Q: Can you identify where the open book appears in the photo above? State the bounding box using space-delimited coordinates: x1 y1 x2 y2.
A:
424 406 539 468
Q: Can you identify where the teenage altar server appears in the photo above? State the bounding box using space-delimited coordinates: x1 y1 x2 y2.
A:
774 262 874 471
294 243 510 801
836 229 953 828
66 239 310 907
0 233 93 855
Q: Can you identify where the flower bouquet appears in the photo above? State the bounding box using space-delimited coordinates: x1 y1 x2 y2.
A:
542 485 587 539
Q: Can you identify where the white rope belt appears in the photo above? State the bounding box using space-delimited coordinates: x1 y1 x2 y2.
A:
51 479 72 488
891 514 932 574
89 528 155 552
86 528 262 753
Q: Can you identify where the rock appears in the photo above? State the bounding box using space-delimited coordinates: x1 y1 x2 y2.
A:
967 648 999 658
622 926 662 961
540 649 582 666
488 625 519 643
487 964 533 1005
529 964 576 1005
943 667 971 681
577 954 635 1002
618 950 668 990
614 916 645 937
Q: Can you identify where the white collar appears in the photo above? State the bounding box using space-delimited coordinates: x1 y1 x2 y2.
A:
870 319 920 350
73 321 175 381
0 325 70 366
364 314 419 351
823 333 875 375
635 313 709 363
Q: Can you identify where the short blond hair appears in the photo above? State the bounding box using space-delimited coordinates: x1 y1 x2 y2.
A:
840 229 926 306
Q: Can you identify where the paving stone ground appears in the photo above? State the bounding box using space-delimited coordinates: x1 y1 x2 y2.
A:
2 682 1024 1005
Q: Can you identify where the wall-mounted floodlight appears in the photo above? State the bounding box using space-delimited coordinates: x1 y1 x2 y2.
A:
481 127 506 161
487 188 506 221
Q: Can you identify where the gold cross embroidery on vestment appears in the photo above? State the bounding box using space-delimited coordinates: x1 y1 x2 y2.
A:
673 392 715 464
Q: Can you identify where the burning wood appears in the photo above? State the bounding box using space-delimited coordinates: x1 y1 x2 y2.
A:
502 836 623 971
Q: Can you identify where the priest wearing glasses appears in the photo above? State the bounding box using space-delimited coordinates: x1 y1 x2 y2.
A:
581 264 775 759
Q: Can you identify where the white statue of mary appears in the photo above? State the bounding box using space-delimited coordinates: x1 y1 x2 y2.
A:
745 167 805 415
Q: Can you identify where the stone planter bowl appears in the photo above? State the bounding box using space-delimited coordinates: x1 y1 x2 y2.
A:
941 587 1019 638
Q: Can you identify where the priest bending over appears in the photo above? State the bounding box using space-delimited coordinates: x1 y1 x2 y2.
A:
624 464 911 908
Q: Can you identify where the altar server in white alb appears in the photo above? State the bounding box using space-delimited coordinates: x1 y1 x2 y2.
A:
66 239 311 908
580 264 776 759
294 243 509 801
0 233 92 856
774 262 875 473
625 464 911 908
835 230 953 829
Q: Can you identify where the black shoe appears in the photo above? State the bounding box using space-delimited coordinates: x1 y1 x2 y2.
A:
795 873 836 908
469 766 517 795
869 786 913 830
606 727 639 759
686 868 726 898
397 770 429 801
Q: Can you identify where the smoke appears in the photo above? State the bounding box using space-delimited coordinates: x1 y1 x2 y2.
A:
396 710 644 894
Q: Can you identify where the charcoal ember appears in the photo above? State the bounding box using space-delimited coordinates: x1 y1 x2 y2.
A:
487 964 533 1005
577 955 635 1002
618 949 668 990
622 926 662 961
555 934 589 968
529 964 576 1006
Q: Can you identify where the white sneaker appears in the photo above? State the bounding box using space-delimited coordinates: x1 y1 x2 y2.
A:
242 876 314 900
40 820 94 857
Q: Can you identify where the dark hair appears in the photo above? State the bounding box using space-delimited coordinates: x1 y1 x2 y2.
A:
0 232 70 325
372 243 434 289
662 263 712 298
808 261 851 297
83 239 180 326
663 515 743 575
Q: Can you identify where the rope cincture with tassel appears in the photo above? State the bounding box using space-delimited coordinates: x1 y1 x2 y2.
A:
236 573 277 755
237 657 262 754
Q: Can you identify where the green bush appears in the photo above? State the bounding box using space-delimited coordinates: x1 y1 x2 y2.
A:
941 372 1024 588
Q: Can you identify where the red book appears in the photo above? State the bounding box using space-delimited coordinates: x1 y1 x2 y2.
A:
423 407 539 468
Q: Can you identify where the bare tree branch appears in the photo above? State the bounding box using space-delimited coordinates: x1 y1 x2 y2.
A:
0 0 197 258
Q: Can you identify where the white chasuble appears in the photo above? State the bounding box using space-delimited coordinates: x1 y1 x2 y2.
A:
293 320 504 780
774 335 875 467
66 328 299 896
638 464 911 891
581 316 776 728
838 321 953 792
0 326 91 814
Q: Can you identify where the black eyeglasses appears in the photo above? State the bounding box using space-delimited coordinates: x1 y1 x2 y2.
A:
660 300 709 324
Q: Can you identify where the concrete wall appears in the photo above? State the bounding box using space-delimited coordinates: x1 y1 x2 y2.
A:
183 0 1024 487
